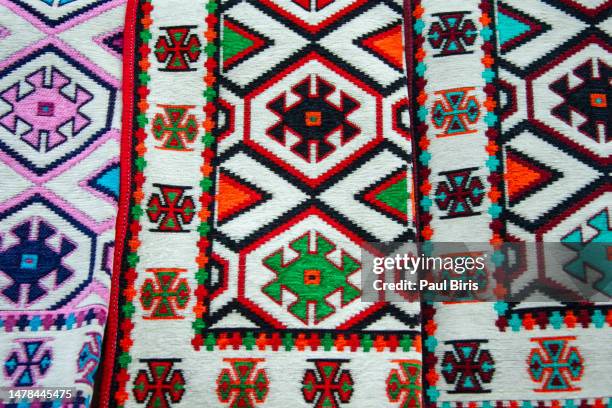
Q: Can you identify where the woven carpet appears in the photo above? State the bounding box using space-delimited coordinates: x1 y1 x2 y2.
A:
100 0 421 407
0 0 125 406
410 0 611 406
0 0 609 407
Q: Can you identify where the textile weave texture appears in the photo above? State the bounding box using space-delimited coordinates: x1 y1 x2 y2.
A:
410 0 611 406
0 0 125 406
0 0 609 407
101 0 423 407
104 0 612 406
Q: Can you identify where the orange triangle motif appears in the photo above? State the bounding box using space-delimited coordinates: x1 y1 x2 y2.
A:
216 172 264 223
360 24 404 69
505 149 555 204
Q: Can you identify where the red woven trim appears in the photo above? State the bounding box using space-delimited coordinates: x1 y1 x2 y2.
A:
99 0 138 405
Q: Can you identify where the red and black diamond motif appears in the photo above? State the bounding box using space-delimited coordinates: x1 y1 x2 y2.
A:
257 0 369 34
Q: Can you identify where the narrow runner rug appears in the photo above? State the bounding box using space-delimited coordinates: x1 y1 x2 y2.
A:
0 0 125 406
407 0 612 405
101 0 422 407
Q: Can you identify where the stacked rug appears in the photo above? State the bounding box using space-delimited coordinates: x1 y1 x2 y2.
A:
0 0 609 407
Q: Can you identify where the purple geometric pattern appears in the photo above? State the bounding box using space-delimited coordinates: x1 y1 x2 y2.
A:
0 44 117 176
4 338 53 387
0 0 124 402
0 67 93 153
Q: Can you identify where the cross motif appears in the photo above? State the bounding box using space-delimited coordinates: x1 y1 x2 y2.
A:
428 12 478 57
151 105 199 151
217 358 269 408
431 87 480 137
386 360 422 407
442 339 495 393
154 26 202 72
77 332 102 385
528 336 583 392
140 268 190 319
302 359 354 408
4 339 52 387
146 184 196 233
435 167 484 219
133 359 186 408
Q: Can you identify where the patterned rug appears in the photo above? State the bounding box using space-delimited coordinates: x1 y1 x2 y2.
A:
0 0 609 407
409 0 611 406
0 0 125 406
101 0 421 407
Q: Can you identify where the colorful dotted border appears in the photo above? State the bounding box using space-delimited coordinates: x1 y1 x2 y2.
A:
113 1 153 405
191 0 219 351
0 307 106 332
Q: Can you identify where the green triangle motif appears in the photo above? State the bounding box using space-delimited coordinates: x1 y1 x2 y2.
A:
223 24 254 63
375 177 408 215
323 365 334 376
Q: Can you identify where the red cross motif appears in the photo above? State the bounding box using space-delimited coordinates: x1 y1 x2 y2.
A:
132 359 185 408
154 26 202 72
302 359 354 408
146 184 196 233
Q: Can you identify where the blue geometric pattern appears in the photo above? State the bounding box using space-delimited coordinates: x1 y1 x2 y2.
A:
87 162 120 201
4 340 52 387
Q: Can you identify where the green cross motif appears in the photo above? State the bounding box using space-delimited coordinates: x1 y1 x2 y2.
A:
152 105 198 151
217 359 269 408
386 360 422 408
262 232 361 324
140 268 190 319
